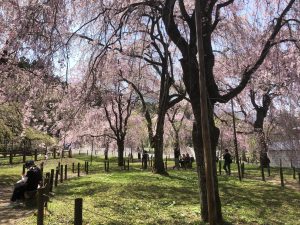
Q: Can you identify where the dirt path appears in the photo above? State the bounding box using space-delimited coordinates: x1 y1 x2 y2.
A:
0 186 35 225
0 169 85 225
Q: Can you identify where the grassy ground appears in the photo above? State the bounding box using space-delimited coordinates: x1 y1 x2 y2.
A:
1 155 299 225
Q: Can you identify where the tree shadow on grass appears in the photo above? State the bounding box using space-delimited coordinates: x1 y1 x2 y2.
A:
219 176 300 224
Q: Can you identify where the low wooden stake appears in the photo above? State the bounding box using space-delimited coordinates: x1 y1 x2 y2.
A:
60 165 63 183
37 187 45 225
78 163 80 177
74 198 83 225
55 169 59 187
241 162 245 179
280 159 284 188
50 169 54 192
22 164 26 175
65 165 67 180
293 167 296 179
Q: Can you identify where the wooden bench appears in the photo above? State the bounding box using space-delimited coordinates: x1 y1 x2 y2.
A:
24 190 38 207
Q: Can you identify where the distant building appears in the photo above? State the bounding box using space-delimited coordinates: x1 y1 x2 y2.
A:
268 140 300 168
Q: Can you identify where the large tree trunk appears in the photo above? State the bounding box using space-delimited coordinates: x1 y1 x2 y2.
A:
152 70 170 175
192 123 208 221
251 91 271 167
117 139 125 167
192 103 222 223
181 56 223 223
153 113 167 174
254 128 269 167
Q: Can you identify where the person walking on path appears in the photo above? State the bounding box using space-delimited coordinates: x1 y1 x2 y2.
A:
223 149 232 175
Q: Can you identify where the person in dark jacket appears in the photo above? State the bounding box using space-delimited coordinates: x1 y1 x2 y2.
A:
10 160 43 202
142 151 149 169
223 149 232 175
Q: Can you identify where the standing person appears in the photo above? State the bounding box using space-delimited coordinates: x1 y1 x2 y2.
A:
142 151 149 169
10 160 43 204
223 149 232 175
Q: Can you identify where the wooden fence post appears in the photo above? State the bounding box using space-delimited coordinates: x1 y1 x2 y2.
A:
72 163 75 173
280 159 284 188
86 161 89 174
65 165 67 180
241 162 245 179
9 151 13 164
43 172 50 207
60 165 63 183
37 187 45 225
74 198 83 225
23 150 26 163
218 161 221 175
78 163 80 177
53 149 56 159
127 158 129 171
40 162 44 175
58 162 61 174
293 167 296 179
55 169 59 187
50 169 54 192
22 164 26 175
35 149 38 161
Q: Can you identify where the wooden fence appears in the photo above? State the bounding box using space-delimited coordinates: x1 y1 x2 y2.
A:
0 148 72 165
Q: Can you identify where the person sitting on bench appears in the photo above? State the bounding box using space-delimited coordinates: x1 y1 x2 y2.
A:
179 154 186 168
10 160 43 203
185 153 192 168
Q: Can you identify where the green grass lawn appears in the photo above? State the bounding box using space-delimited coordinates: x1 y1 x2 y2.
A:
1 155 299 225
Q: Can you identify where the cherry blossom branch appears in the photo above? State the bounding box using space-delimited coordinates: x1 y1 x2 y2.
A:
162 0 188 56
211 0 235 32
217 0 296 103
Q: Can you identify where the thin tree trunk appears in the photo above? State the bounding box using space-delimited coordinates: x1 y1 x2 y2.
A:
173 133 180 159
